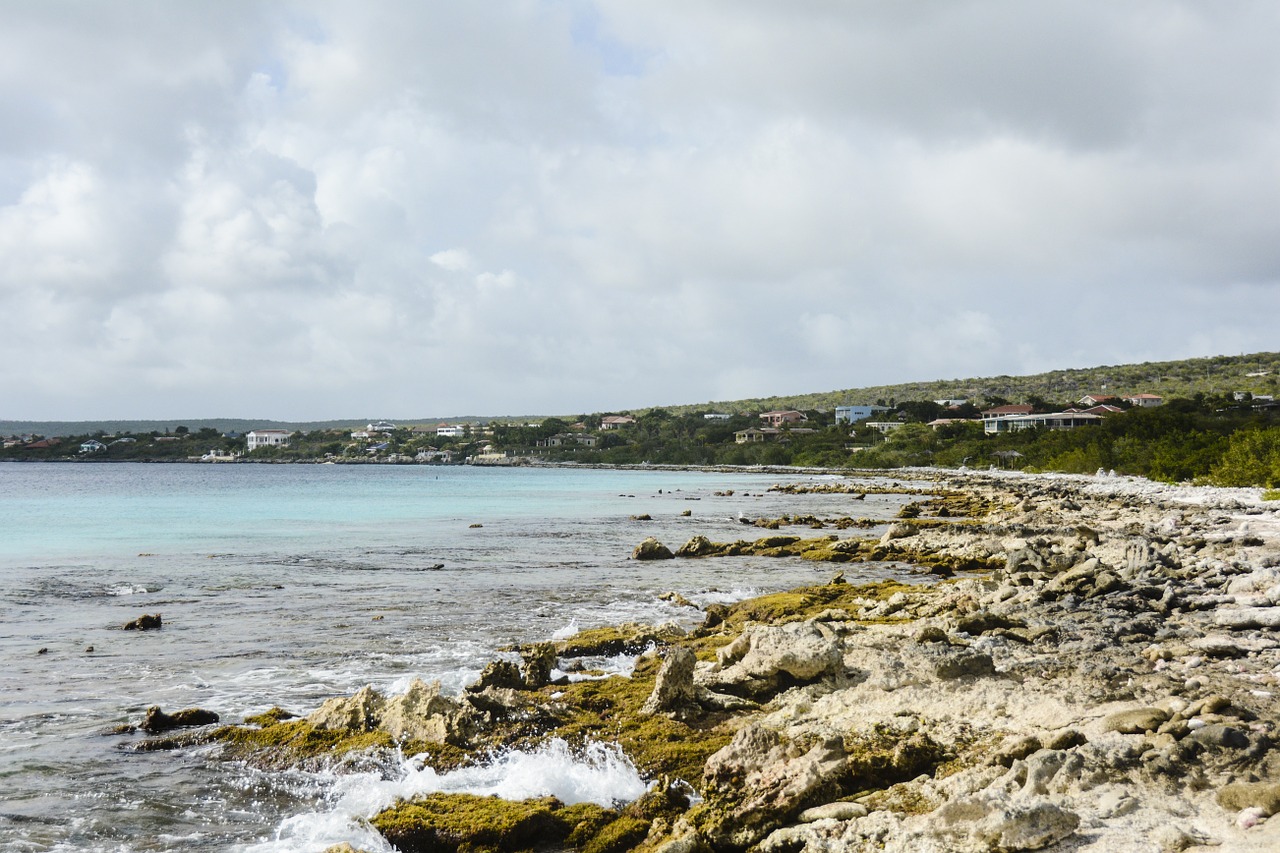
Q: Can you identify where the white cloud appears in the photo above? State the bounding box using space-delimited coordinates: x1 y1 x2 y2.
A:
1 1 1278 420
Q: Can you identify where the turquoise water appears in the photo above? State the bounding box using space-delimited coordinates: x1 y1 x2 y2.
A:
0 463 911 851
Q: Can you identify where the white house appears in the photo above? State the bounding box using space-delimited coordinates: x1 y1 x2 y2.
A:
983 412 1103 434
246 429 291 450
835 405 890 424
600 415 636 429
436 424 467 438
1122 394 1164 408
79 439 106 453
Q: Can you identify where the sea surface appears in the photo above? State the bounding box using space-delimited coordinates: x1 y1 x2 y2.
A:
0 462 914 852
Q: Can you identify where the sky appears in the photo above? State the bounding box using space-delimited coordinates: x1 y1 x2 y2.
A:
2 1 1278 421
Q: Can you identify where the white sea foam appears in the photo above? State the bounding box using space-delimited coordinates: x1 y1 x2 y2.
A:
242 739 647 853
551 618 579 640
107 583 152 596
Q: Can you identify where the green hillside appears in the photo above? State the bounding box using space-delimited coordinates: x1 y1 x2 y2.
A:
651 351 1280 416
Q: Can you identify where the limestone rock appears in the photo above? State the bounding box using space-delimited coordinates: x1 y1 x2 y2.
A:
701 724 848 849
1217 782 1280 816
675 535 720 557
634 537 675 560
714 622 843 696
641 646 701 719
797 801 868 822
1101 707 1169 735
308 685 386 732
520 642 557 689
932 795 1080 851
379 678 471 744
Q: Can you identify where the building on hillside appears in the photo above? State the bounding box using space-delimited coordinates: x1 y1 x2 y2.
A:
735 428 767 444
980 404 1034 419
864 421 906 434
79 439 106 453
703 413 732 420
246 429 291 450
368 421 397 433
835 405 891 424
759 410 807 427
983 412 1103 434
1077 394 1119 407
1122 394 1164 408
436 424 466 438
926 418 977 430
934 399 969 407
600 415 636 429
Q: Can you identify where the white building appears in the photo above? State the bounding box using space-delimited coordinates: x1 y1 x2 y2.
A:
246 429 291 450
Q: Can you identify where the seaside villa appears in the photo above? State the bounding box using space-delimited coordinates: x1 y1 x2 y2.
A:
246 429 291 450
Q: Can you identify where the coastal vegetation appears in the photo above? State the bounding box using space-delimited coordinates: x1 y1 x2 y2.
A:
4 351 1278 487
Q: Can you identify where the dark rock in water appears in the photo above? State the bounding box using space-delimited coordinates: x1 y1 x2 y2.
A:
141 705 219 733
123 613 162 631
36 647 48 655
633 537 674 560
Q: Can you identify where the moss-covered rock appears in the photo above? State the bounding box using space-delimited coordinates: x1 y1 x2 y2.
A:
370 793 615 853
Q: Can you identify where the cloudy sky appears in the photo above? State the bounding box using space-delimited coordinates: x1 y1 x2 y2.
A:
2 1 1277 421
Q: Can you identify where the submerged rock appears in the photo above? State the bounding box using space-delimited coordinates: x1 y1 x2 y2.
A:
123 613 162 631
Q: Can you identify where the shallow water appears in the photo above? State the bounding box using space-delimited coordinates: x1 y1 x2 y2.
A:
0 463 912 851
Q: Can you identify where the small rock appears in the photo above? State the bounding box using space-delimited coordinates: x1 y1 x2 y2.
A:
1101 707 1169 735
797 801 868 822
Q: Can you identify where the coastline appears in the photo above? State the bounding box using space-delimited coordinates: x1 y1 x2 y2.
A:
155 468 1280 852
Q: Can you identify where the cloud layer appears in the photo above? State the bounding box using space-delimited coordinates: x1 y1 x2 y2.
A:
2 1 1277 419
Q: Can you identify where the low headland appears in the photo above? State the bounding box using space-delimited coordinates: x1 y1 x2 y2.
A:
136 468 1280 852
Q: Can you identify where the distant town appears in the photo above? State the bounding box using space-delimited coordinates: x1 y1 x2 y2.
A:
4 387 1277 489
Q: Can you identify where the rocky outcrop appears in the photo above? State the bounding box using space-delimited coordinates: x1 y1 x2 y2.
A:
633 537 675 560
307 679 473 746
206 469 1280 853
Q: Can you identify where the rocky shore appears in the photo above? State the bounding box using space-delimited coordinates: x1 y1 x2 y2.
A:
156 469 1280 852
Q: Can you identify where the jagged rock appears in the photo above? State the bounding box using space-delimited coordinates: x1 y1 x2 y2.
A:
141 705 219 733
379 679 472 744
634 537 675 560
469 660 525 692
700 724 848 849
929 794 1080 851
641 646 701 719
714 622 843 697
123 613 162 631
676 535 721 557
520 642 557 689
308 685 387 732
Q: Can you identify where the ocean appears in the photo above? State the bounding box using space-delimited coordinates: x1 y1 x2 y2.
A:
0 462 911 852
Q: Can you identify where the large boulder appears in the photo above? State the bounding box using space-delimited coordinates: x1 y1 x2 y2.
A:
308 685 387 732
713 621 843 697
698 724 848 849
633 537 675 560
